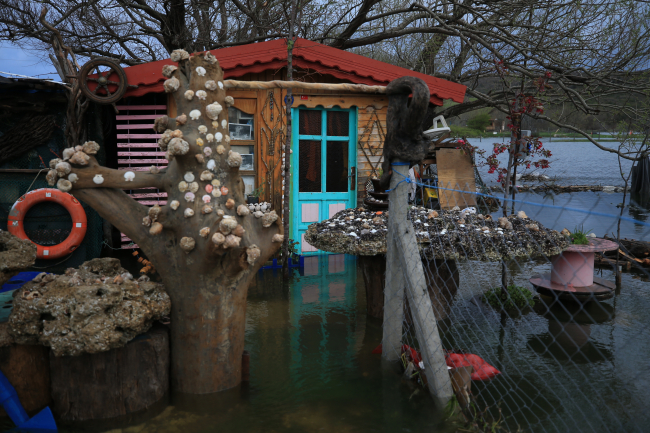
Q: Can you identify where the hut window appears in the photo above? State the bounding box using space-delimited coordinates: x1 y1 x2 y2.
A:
228 107 255 195
228 108 254 140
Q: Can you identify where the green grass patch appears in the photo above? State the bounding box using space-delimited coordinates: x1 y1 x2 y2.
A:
570 225 592 245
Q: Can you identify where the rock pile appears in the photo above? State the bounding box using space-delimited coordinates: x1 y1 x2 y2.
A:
305 206 569 261
9 258 170 356
0 231 37 286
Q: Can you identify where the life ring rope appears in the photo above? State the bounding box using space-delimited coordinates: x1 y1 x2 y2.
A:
8 188 87 260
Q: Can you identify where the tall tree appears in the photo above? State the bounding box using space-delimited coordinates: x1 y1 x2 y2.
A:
38 10 283 393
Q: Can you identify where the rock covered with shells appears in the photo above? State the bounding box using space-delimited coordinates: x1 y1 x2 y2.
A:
0 231 37 287
8 258 170 356
304 206 569 260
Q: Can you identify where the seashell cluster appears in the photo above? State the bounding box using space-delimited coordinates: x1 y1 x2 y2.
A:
62 148 75 161
212 232 225 245
206 102 222 120
262 210 279 228
223 235 241 249
164 77 180 93
219 216 238 234
237 204 250 216
70 151 90 166
168 138 190 156
82 141 100 155
150 222 163 235
170 49 190 62
189 110 201 121
180 236 195 253
204 52 217 64
55 161 71 177
176 113 187 125
196 90 207 100
246 245 261 265
226 151 242 168
57 178 72 192
205 80 217 91
184 90 194 100
162 64 177 77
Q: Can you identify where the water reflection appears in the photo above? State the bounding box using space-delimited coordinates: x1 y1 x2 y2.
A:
528 300 615 363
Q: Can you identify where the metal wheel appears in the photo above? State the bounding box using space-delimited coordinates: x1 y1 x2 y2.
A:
79 58 129 104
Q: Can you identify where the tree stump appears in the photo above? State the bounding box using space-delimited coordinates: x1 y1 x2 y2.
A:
0 342 50 417
359 256 459 321
49 325 169 421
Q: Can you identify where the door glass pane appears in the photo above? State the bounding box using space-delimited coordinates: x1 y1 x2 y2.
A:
327 111 349 136
326 141 348 192
299 110 321 135
299 140 321 192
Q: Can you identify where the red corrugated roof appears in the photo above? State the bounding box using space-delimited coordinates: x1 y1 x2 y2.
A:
123 38 466 105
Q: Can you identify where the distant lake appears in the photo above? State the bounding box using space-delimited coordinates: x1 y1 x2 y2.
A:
462 139 649 240
469 139 635 187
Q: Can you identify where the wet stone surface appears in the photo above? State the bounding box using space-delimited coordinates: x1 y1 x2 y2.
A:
305 206 569 261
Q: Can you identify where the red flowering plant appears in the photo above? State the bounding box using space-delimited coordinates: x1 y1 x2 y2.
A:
458 63 553 190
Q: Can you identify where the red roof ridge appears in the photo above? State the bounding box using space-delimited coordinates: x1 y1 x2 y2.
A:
123 38 466 104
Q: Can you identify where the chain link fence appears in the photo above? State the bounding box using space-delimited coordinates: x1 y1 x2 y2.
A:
379 163 650 433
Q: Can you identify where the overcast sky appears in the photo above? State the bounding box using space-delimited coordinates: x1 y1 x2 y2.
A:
0 42 60 80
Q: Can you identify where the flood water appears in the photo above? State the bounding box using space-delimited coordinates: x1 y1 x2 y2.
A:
84 250 650 433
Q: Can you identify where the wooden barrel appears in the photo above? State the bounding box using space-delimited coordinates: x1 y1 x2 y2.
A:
0 343 51 417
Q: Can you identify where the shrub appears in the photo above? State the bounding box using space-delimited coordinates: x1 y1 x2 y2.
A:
467 112 492 130
484 285 535 312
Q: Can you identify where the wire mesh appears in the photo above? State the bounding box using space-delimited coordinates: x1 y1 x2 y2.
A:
379 164 650 433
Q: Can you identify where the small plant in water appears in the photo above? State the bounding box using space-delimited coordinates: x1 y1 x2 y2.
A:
484 285 535 312
570 225 592 245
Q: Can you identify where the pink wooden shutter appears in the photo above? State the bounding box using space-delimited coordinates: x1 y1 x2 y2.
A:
115 105 168 248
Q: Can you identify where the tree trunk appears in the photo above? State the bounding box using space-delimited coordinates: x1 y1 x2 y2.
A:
161 271 253 393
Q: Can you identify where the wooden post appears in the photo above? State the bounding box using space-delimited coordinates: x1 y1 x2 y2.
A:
382 167 405 361
383 160 453 407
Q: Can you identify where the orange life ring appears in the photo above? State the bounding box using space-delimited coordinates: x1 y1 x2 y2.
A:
8 188 87 260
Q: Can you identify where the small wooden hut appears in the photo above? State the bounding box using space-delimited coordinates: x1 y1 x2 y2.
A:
115 38 466 252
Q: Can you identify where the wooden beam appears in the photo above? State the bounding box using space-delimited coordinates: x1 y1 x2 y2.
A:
223 80 387 94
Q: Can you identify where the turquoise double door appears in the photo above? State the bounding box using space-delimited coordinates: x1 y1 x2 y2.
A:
291 108 357 254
